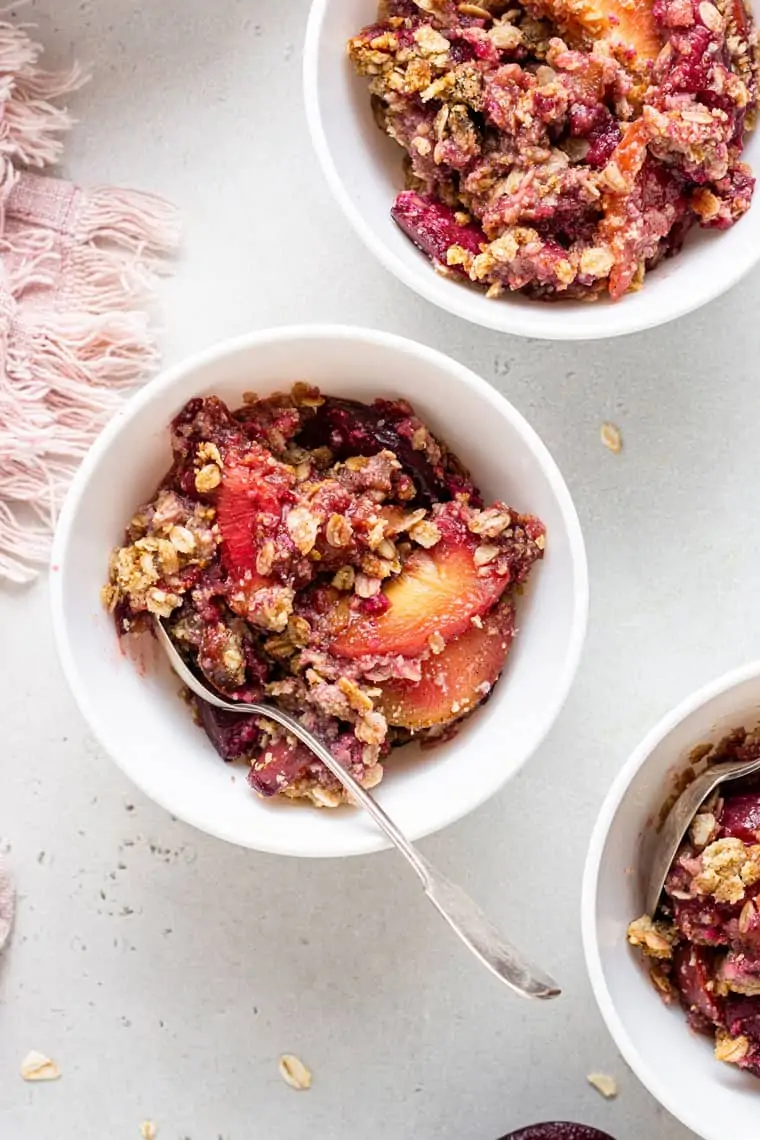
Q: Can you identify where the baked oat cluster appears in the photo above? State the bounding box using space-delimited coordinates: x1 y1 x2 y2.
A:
103 385 545 807
349 0 759 300
628 728 760 1078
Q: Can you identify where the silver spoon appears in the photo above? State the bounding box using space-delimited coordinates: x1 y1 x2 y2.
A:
645 753 760 916
154 618 560 1000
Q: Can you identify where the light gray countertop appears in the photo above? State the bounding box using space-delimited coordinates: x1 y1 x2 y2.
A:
2 1 757 1137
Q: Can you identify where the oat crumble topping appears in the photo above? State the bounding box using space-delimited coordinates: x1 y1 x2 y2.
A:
349 0 759 301
628 727 760 1080
104 387 545 807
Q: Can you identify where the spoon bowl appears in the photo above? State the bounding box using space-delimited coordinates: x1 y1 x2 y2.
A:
644 753 760 915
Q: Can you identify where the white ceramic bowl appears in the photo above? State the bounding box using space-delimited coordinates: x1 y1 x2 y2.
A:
51 325 587 858
304 0 760 341
582 661 760 1140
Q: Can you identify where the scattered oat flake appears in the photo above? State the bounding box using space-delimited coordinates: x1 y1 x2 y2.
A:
140 1123 157 1140
587 1072 618 1098
278 1053 312 1090
600 422 622 453
20 1051 61 1081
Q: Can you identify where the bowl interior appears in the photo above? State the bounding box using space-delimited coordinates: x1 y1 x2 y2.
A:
52 328 586 857
305 0 760 340
584 667 760 1140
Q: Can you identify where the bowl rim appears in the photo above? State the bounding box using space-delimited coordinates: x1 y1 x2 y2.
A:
302 0 759 342
50 323 589 857
581 657 760 1140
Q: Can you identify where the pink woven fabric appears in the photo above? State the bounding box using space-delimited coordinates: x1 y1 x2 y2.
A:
0 17 180 582
0 857 14 951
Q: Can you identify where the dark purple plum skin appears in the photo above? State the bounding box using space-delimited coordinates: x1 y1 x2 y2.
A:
297 396 449 505
499 1126 616 1140
196 700 262 762
720 791 760 844
726 994 760 1045
391 190 486 269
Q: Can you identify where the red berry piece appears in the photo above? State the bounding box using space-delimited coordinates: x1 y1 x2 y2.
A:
391 190 486 273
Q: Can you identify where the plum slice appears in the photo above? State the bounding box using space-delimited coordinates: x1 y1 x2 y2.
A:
248 736 313 797
216 445 295 578
378 601 514 730
671 894 731 946
720 792 760 845
329 517 510 659
725 994 760 1045
673 943 723 1031
196 701 263 762
717 948 760 995
298 396 448 506
391 190 486 273
499 1126 616 1140
247 729 368 798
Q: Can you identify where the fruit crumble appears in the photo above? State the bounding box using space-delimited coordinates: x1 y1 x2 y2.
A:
102 386 545 807
348 0 759 300
628 727 760 1078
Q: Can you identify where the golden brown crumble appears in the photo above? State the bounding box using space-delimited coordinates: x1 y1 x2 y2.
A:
337 677 376 715
715 1030 751 1064
689 810 719 849
331 565 356 591
195 464 222 493
627 914 676 960
408 518 442 547
197 441 222 467
474 544 500 567
468 507 512 538
326 512 353 547
693 837 760 904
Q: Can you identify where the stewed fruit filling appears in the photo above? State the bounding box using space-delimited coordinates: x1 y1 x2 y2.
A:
629 728 760 1078
102 385 545 807
349 0 758 301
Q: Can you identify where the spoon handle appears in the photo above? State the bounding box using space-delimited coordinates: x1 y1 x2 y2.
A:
264 705 430 872
258 708 560 999
246 705 560 999
153 619 560 999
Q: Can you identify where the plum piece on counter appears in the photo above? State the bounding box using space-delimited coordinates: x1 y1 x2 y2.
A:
499 1125 616 1140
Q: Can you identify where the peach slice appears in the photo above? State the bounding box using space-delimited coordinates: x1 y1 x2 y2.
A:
377 603 515 730
329 526 510 659
528 0 662 62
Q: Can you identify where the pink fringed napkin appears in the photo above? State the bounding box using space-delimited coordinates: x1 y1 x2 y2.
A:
0 857 14 951
0 15 180 583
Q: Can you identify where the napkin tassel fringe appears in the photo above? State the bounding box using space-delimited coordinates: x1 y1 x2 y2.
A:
0 226 177 584
0 14 179 583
